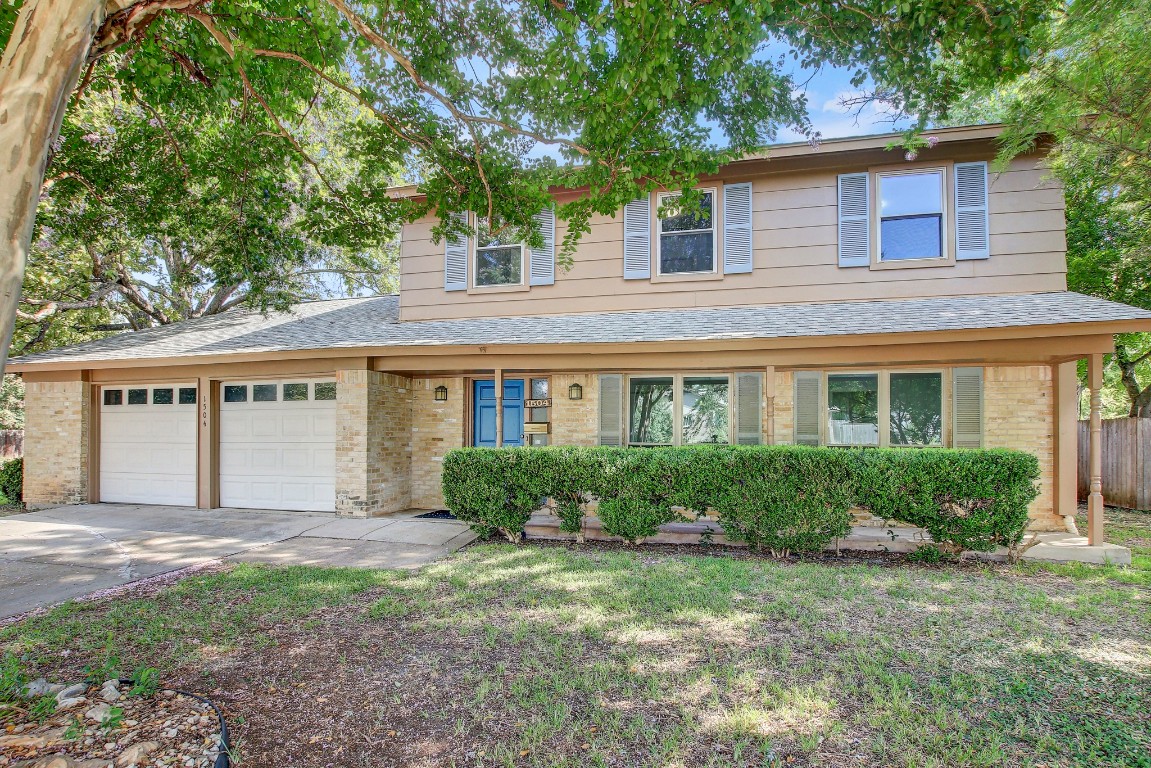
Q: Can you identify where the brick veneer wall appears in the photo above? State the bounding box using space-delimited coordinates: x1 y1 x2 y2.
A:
336 370 413 517
984 365 1060 530
411 376 465 509
23 380 90 507
770 365 1060 531
550 374 598 447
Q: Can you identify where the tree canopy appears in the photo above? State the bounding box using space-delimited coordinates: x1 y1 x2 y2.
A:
1 0 1061 371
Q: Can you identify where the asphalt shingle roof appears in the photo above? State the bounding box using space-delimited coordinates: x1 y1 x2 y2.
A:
12 292 1151 368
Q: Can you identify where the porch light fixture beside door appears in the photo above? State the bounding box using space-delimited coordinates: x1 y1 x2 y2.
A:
568 383 583 400
434 385 448 402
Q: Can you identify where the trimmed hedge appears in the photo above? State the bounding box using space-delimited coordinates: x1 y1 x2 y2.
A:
440 445 1040 553
0 458 21 505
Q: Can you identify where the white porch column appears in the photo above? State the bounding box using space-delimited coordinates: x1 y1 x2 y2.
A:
1087 353 1105 545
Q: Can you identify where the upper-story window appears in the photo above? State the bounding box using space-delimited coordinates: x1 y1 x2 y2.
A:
877 169 945 262
838 160 988 269
475 218 523 287
657 190 717 275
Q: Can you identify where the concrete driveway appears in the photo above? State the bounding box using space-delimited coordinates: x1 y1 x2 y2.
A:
0 504 477 620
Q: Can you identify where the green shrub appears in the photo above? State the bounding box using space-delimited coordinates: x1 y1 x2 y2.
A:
0 457 22 504
441 448 552 542
710 446 854 555
440 445 1040 554
851 448 1040 553
596 496 679 544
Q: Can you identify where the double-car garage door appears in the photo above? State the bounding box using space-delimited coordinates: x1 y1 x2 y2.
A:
99 379 336 512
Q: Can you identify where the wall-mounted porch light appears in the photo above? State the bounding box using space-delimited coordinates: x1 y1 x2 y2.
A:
568 382 583 400
434 385 448 402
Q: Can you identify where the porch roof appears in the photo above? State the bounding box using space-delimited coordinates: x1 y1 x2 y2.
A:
9 291 1151 370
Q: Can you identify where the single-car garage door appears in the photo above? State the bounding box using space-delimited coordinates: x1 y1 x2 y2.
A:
100 384 199 506
219 379 337 512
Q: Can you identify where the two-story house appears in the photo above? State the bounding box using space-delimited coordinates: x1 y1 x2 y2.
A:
12 123 1151 543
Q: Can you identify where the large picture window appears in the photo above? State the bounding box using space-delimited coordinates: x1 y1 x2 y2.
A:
877 169 944 262
827 373 879 446
889 372 943 446
475 218 523 287
822 371 943 447
628 374 730 446
658 191 716 275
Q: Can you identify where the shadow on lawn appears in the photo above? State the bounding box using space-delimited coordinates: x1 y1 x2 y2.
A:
4 544 1149 768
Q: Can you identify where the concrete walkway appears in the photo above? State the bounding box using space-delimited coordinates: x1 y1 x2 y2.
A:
0 505 477 620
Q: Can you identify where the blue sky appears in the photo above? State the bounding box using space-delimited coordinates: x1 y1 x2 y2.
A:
752 43 913 145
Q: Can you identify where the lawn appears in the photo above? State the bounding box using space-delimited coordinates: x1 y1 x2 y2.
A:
3 511 1150 768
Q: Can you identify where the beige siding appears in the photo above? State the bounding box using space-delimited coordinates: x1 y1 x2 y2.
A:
400 154 1066 321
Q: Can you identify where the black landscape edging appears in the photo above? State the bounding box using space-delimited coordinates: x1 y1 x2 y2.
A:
118 680 231 768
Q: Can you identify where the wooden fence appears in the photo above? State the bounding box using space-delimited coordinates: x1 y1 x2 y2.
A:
1077 418 1151 510
0 429 22 460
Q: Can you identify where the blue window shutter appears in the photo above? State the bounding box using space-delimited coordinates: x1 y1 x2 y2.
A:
529 207 555 286
723 182 754 274
954 161 990 260
837 173 870 267
444 211 469 291
623 196 651 279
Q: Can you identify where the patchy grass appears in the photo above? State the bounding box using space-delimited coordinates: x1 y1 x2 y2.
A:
1016 504 1151 587
3 518 1150 768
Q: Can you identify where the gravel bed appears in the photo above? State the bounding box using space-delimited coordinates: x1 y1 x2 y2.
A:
0 680 224 768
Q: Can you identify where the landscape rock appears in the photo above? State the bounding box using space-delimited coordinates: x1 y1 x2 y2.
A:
114 741 159 768
0 734 50 749
56 683 87 702
55 696 87 710
85 703 113 723
28 754 76 768
21 678 54 698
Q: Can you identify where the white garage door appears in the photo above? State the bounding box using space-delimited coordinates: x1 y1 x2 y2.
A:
100 384 199 506
219 379 336 512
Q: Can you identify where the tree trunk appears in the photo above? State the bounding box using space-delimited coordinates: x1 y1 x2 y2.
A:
0 0 107 374
1115 343 1151 418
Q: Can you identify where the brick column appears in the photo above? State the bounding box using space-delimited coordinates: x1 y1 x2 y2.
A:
335 370 412 517
23 378 90 508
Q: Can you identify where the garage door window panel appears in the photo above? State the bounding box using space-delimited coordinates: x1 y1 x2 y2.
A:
283 383 309 401
128 388 148 405
104 390 123 406
253 384 278 402
315 382 337 400
152 388 173 405
179 387 197 404
224 385 248 403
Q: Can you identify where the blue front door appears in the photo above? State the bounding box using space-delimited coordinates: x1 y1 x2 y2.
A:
473 379 525 447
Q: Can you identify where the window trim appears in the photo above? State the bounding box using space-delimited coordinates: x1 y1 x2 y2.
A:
818 369 948 447
625 372 734 447
472 215 526 289
655 188 719 277
870 162 955 270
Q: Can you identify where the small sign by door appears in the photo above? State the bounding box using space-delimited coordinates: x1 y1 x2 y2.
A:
525 398 552 409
